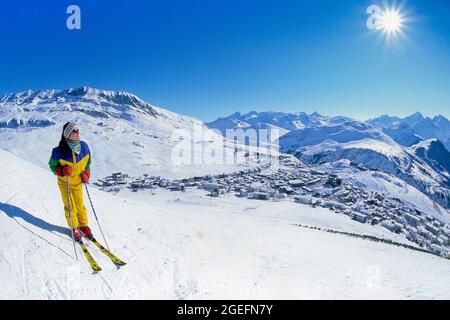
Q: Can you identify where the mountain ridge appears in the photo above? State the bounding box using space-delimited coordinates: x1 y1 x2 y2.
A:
0 87 271 179
368 112 450 150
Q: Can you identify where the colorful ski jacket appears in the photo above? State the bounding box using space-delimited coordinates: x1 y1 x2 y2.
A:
48 140 91 186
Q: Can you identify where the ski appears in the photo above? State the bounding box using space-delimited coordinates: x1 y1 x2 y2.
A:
82 235 127 267
77 240 102 273
92 240 127 266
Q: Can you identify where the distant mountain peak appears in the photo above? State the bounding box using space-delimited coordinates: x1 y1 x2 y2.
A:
377 114 398 120
227 111 242 119
410 111 424 117
405 112 425 121
207 110 352 135
368 112 450 151
433 115 450 126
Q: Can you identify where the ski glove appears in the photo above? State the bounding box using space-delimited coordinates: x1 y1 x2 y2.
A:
55 166 64 177
55 166 72 177
62 166 73 176
81 169 90 184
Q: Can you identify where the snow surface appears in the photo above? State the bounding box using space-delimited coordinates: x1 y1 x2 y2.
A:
1 148 450 299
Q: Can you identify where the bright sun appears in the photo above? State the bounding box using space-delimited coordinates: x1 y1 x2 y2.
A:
379 9 404 35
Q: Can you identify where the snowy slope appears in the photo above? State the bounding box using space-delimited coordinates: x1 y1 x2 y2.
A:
2 148 450 299
0 87 274 180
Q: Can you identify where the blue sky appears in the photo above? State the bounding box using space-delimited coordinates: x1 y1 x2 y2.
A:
0 0 449 121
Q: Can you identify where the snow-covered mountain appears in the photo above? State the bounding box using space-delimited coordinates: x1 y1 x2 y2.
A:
208 110 450 210
278 120 450 210
210 111 450 152
411 139 450 180
0 87 273 180
2 147 450 299
207 111 352 139
368 112 450 150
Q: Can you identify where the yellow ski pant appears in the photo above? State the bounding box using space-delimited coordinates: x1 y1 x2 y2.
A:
58 182 89 229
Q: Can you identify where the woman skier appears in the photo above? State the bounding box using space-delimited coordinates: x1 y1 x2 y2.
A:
48 122 93 242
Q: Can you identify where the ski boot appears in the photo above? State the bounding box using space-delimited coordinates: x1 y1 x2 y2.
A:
79 226 95 241
72 228 82 243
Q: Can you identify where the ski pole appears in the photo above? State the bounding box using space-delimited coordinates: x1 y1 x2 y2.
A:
66 176 78 261
84 184 111 251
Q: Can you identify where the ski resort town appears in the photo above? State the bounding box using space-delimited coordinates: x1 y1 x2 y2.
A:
96 154 450 259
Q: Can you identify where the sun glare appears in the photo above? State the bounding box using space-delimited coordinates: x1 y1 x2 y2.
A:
379 9 404 35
